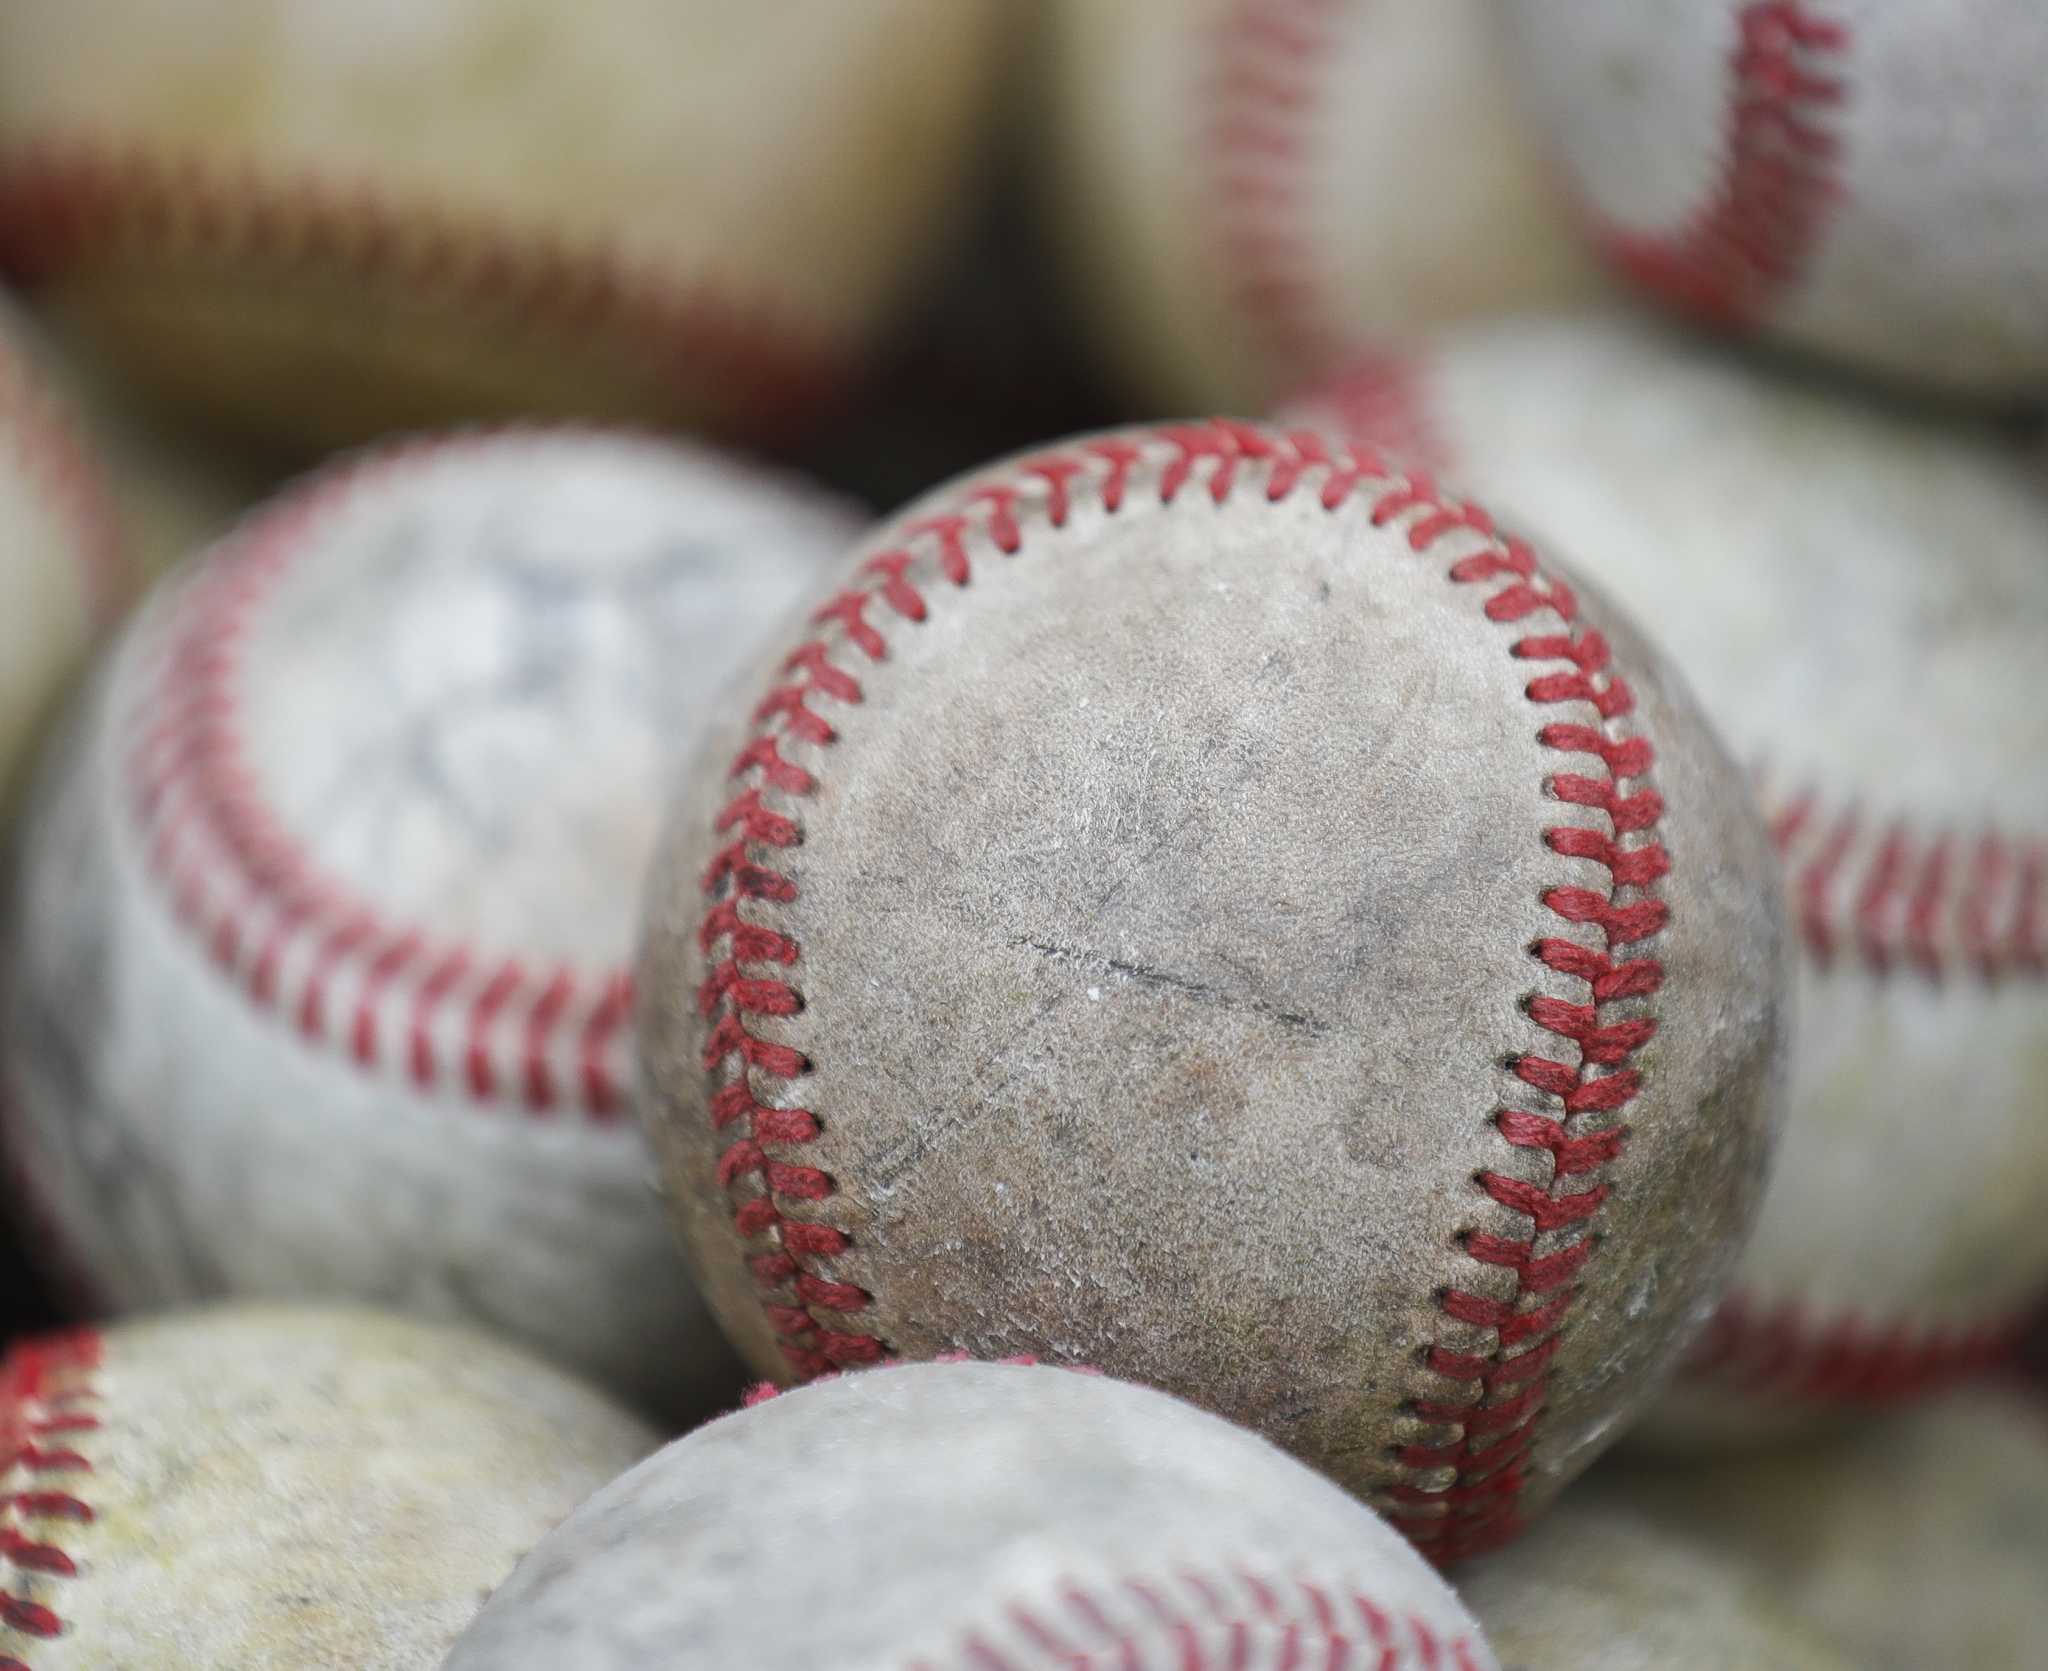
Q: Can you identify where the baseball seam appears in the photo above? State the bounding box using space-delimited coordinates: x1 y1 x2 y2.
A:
0 1332 102 1669
0 325 128 628
1772 786 2047 984
0 139 843 439
911 1565 1486 1671
1683 1293 2026 1404
128 428 650 1124
1203 0 1349 393
1308 346 2048 1410
1596 1 1850 326
1312 356 2048 988
695 418 1669 1564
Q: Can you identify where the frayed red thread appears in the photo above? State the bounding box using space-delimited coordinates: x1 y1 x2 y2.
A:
698 420 1659 1565
1600 3 1849 327
2 1331 102 1662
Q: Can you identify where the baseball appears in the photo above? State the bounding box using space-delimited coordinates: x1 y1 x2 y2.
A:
0 0 1005 450
1040 0 1600 413
1455 1492 1857 1669
0 428 862 1416
0 1304 655 1669
1491 0 2048 399
446 1360 1498 1670
1287 313 2048 1441
636 418 1787 1561
1603 1387 2048 1671
0 295 128 821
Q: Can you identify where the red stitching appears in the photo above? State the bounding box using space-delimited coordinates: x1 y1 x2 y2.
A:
906 1567 1486 1671
697 419 1667 1562
0 140 844 443
1774 783 2048 983
1598 2 1850 328
1683 1295 2026 1402
1308 396 2043 1430
0 314 128 628
1296 351 1454 480
126 429 679 1124
1 1332 101 1666
1303 361 2048 992
1203 0 1349 390
1302 352 2047 1426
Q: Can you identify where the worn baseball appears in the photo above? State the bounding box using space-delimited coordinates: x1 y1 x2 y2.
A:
0 0 1004 450
1454 1492 1856 1670
636 418 1787 1561
0 429 862 1416
1602 1386 2048 1671
0 1304 655 1669
1041 0 1600 413
1491 0 2048 399
448 1360 1499 1670
0 295 128 821
1288 312 2048 1442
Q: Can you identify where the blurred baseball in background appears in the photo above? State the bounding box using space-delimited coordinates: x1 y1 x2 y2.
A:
1492 0 2048 399
1 429 861 1416
0 0 1008 450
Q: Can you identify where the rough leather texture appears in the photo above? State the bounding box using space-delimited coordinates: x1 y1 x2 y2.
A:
1597 1388 2048 1671
1457 1492 1855 1669
0 431 859 1419
637 422 1787 1554
1287 313 2048 1440
0 1305 656 1670
446 1360 1498 1670
1494 0 2048 398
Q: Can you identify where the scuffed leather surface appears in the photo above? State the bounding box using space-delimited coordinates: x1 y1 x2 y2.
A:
448 1361 1495 1670
637 427 1786 1530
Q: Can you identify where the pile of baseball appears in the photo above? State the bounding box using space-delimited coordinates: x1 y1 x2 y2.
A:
2 4 2045 1669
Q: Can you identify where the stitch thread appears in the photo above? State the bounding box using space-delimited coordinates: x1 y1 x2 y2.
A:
0 140 842 442
909 1567 1486 1671
1773 786 2047 983
696 419 1669 1561
1683 1296 2025 1403
1303 350 2048 1424
1 1331 101 1668
128 430 662 1123
1598 2 1850 327
1302 357 2048 992
1203 0 1348 391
